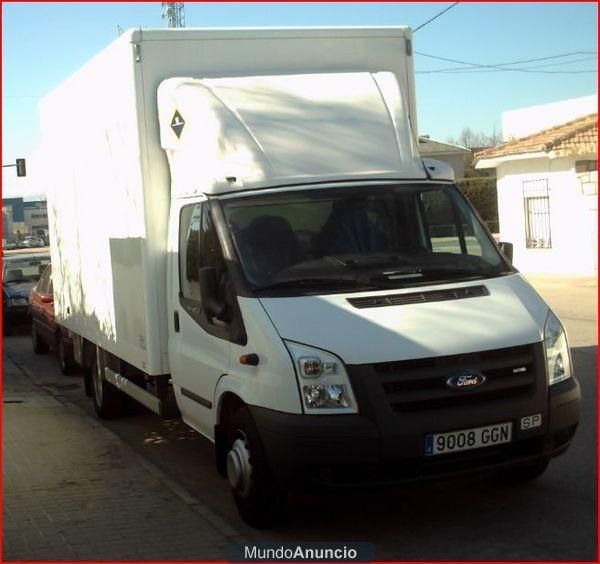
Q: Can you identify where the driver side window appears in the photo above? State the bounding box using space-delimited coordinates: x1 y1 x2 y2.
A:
179 203 227 302
180 204 203 301
179 202 245 343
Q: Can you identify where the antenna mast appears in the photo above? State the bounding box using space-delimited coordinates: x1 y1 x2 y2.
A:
161 2 185 28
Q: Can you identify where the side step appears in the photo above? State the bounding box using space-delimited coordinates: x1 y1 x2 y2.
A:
104 367 161 415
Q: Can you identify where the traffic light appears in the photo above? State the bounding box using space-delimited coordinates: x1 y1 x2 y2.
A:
16 158 26 177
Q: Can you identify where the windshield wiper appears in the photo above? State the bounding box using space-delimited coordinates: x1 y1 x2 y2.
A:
254 265 495 293
372 266 488 283
253 277 384 292
328 254 410 269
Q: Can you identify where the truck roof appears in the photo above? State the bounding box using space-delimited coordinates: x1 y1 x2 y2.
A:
122 26 412 43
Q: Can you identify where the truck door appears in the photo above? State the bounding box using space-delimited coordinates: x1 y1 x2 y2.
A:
168 201 231 438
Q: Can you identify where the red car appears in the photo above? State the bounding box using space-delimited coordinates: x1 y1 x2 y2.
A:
29 263 76 375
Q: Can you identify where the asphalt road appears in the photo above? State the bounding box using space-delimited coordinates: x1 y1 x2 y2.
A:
5 274 597 560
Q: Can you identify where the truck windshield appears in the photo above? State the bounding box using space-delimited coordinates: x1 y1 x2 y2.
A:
221 184 512 294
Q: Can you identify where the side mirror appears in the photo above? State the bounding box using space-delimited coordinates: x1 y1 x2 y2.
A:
198 266 226 321
40 294 54 304
498 241 513 263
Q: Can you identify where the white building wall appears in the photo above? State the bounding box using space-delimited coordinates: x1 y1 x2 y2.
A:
497 156 597 274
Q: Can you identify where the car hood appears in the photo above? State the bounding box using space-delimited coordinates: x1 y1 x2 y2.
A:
4 281 35 299
258 273 549 364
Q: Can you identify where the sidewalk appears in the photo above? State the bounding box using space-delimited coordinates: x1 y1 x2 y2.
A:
3 353 242 561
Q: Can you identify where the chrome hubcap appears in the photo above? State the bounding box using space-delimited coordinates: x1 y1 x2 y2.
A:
227 435 252 497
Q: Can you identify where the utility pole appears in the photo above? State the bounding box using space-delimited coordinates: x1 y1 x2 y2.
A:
161 3 185 28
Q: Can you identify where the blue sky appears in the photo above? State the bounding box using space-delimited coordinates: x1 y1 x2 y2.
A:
2 2 597 196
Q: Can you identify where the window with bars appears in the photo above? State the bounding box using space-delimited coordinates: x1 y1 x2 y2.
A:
523 179 551 249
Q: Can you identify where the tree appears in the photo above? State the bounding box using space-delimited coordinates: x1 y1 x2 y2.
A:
447 127 502 149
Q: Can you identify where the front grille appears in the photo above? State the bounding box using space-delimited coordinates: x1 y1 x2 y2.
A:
374 344 539 412
347 285 489 309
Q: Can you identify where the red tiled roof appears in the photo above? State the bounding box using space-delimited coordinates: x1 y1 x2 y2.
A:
474 113 598 161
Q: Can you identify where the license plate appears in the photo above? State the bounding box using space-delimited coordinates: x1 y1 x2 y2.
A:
425 422 512 456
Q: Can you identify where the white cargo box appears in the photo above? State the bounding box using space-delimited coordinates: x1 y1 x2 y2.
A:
40 27 417 375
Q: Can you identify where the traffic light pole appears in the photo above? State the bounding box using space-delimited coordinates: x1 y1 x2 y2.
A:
2 159 26 176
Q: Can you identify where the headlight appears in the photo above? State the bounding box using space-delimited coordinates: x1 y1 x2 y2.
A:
9 298 28 306
284 341 357 414
544 310 572 385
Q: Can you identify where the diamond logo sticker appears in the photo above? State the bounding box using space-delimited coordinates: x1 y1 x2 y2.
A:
170 110 185 138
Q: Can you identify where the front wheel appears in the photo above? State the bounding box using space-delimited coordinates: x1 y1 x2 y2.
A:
226 406 286 528
91 355 125 419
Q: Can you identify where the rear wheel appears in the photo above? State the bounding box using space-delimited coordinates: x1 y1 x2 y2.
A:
56 333 75 375
226 405 286 528
32 323 49 354
91 355 125 419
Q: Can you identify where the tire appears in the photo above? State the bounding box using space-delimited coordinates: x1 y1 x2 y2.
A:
91 355 125 419
56 333 75 375
226 405 286 528
83 365 93 397
503 460 549 483
32 322 49 354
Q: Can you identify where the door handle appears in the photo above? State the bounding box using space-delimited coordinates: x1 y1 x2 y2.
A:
174 311 180 333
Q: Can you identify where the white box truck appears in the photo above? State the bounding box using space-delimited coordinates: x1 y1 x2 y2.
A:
40 28 580 527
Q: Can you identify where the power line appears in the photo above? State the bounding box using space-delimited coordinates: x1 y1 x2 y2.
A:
420 55 597 74
413 2 459 33
415 50 598 74
502 55 597 70
416 50 596 68
420 68 596 75
417 50 596 69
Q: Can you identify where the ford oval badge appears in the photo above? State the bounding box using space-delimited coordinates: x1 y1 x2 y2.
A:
446 371 487 390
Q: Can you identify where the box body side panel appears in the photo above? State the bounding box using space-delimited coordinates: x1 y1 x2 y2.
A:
41 37 166 374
